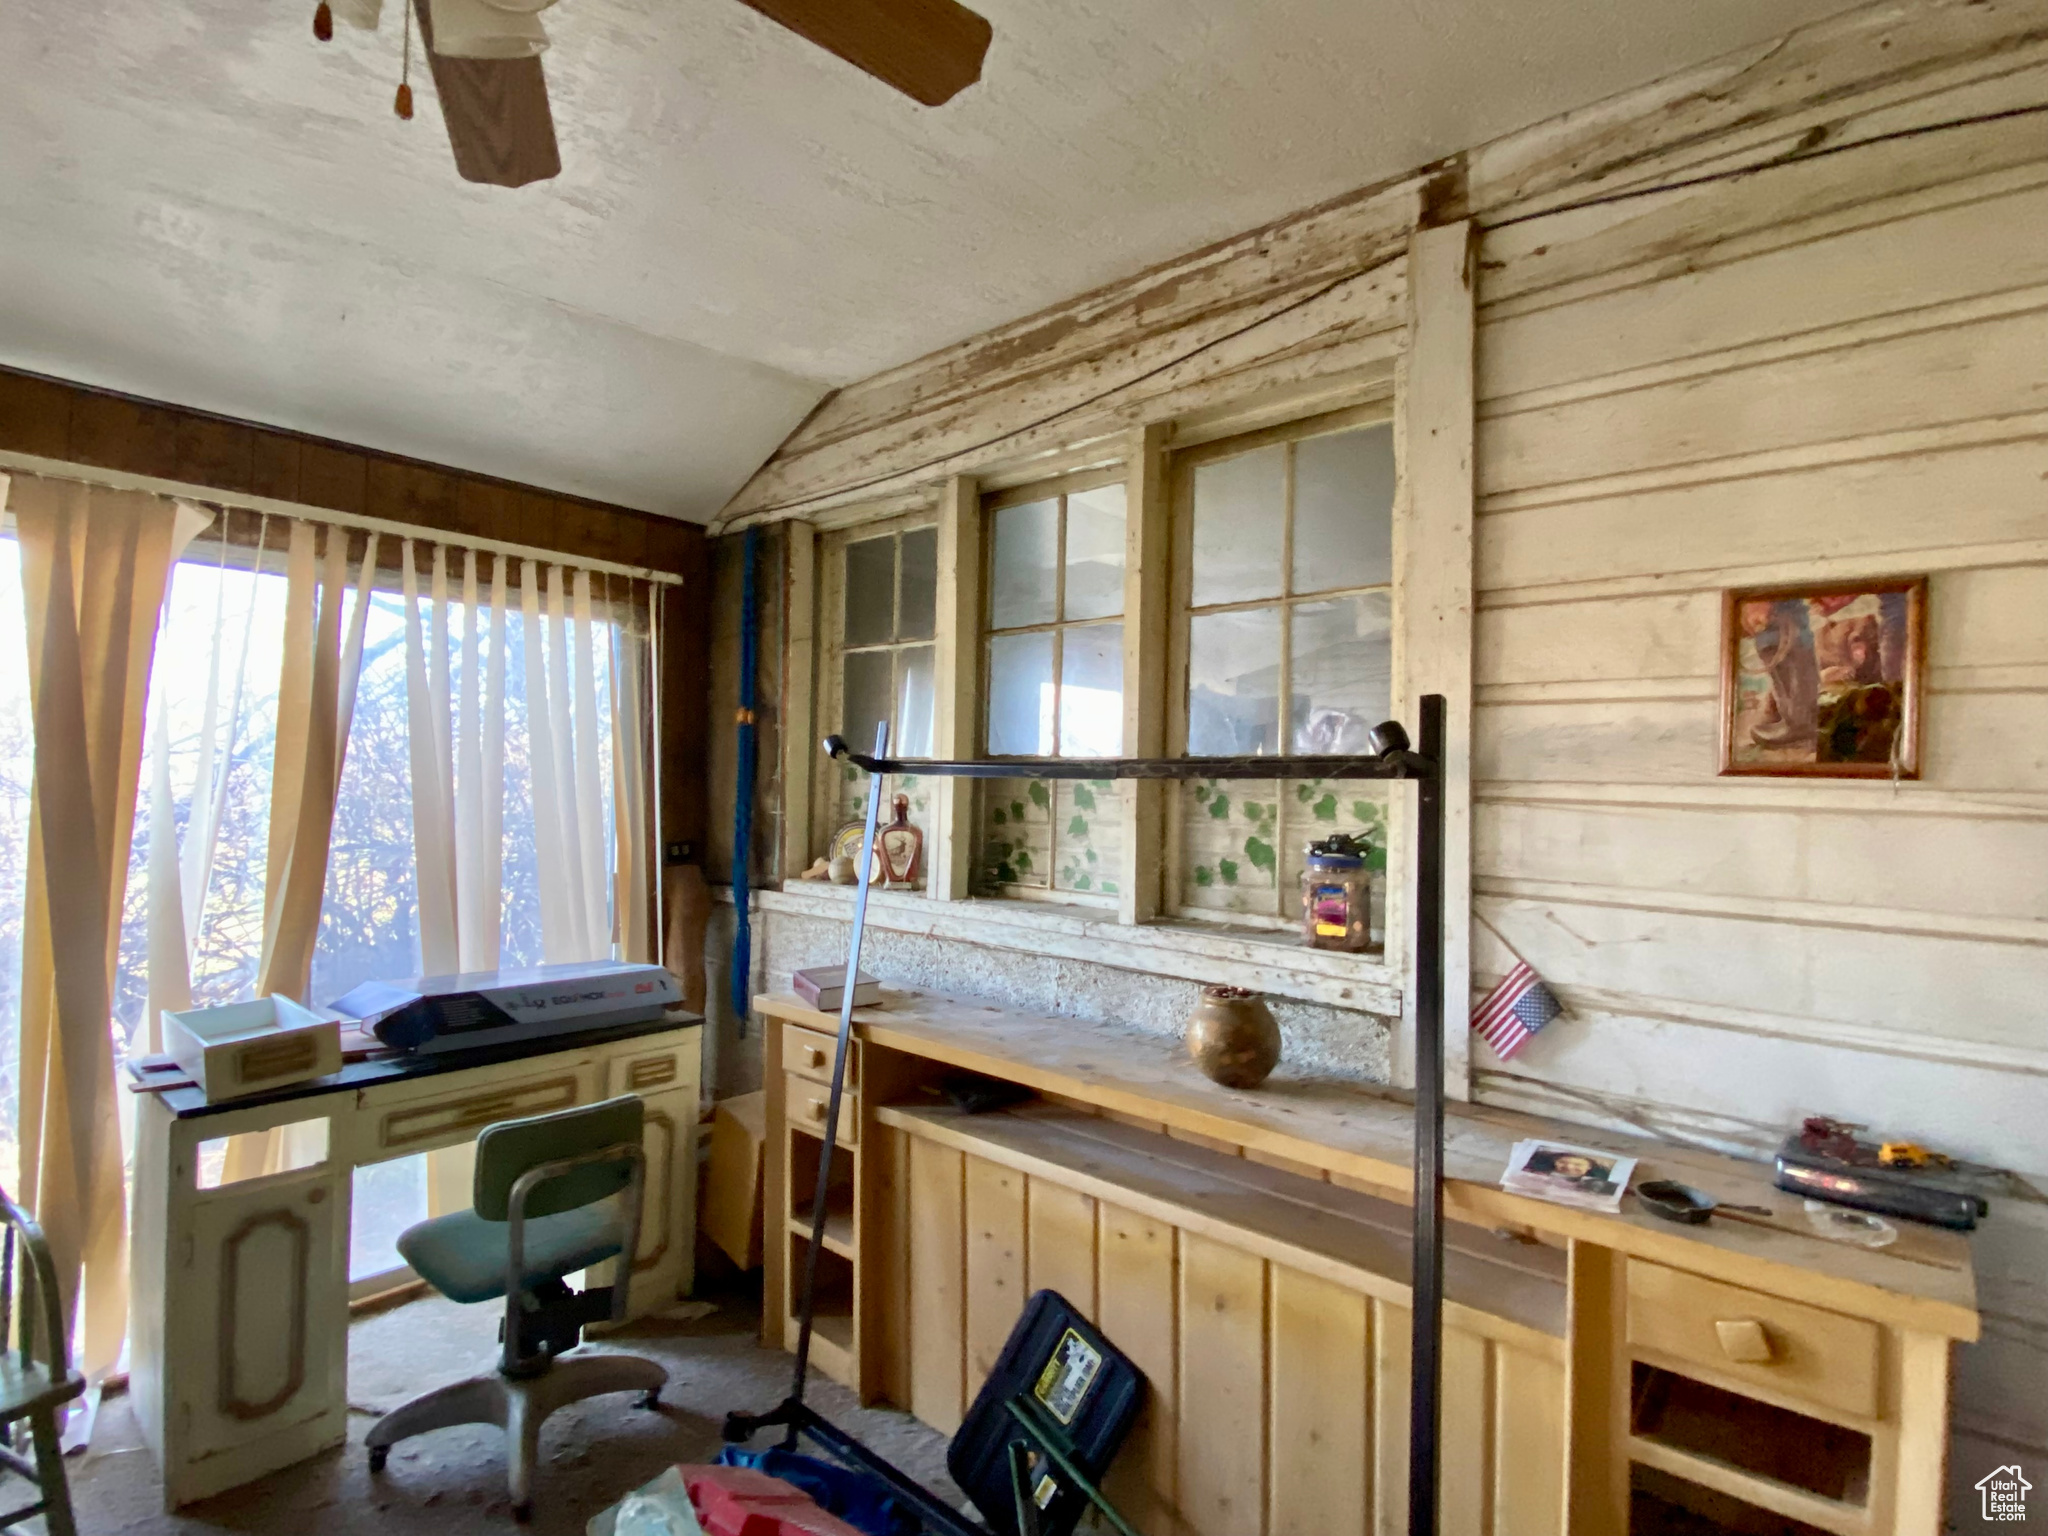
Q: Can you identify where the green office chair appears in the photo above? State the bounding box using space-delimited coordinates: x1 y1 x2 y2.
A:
366 1096 668 1520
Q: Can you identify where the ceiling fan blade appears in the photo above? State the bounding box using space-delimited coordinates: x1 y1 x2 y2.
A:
735 0 992 106
413 0 561 187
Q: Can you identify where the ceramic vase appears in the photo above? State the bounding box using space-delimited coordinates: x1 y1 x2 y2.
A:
1185 984 1281 1089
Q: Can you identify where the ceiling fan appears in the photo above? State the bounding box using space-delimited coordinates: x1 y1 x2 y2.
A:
315 0 994 188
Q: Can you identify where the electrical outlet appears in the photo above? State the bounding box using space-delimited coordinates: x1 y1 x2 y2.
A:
664 840 695 865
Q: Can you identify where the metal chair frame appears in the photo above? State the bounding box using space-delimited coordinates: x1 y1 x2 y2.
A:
366 1128 667 1521
0 1187 85 1536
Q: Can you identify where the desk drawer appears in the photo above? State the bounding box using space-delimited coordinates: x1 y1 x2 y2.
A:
607 1041 697 1098
369 1072 585 1155
785 1072 858 1146
783 1023 852 1087
1625 1260 1879 1420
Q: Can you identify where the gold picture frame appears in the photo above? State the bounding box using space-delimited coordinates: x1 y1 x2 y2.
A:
1718 577 1925 778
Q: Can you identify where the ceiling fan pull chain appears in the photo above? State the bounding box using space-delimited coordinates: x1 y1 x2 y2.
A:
395 0 415 118
313 1 333 41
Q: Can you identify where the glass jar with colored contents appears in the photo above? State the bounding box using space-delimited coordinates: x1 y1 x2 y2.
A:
1300 834 1373 952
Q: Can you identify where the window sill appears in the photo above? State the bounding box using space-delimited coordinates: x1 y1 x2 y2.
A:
747 881 1401 1017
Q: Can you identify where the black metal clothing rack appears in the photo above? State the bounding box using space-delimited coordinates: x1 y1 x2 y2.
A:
725 696 1451 1536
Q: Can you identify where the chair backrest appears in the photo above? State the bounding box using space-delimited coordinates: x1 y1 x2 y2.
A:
473 1095 646 1221
0 1185 70 1386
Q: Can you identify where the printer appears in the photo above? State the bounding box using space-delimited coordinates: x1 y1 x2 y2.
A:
332 960 686 1055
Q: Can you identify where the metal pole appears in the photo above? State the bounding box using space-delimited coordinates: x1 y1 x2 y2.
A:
1407 693 1448 1536
786 720 890 1424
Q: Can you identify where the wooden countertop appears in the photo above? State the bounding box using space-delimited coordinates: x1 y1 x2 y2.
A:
758 989 1978 1340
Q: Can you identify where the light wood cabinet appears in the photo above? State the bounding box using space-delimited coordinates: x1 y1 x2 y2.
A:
757 991 1976 1536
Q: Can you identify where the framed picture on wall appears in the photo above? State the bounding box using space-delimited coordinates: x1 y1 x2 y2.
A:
1719 577 1926 778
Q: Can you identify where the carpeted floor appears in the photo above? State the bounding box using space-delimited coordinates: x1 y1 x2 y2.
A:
59 1281 960 1536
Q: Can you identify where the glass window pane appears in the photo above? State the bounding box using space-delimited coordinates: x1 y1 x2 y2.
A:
1053 778 1121 895
1063 486 1126 621
1058 621 1124 758
988 499 1059 630
987 631 1055 755
1290 592 1393 754
842 648 893 755
898 528 937 641
844 536 896 647
1187 607 1281 755
1191 445 1285 608
979 776 1051 891
1294 425 1395 595
350 1152 429 1282
895 645 936 757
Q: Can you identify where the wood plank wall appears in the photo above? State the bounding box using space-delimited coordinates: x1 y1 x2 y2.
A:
0 364 714 859
1467 57 2048 1464
887 1124 1566 1536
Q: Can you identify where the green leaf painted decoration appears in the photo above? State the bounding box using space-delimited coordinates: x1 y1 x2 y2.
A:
1296 782 1315 802
1367 846 1387 872
1194 866 1214 887
992 808 1007 825
1245 836 1276 873
1084 848 1097 863
1195 784 1211 802
1313 793 1338 822
1072 873 1093 890
1028 781 1051 810
1011 800 1026 819
1068 815 1088 837
1219 857 1240 884
1014 849 1033 871
1351 800 1374 823
1208 794 1231 820
1100 880 1118 894
1074 784 1096 811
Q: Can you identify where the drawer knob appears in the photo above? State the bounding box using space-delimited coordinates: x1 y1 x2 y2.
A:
1715 1318 1774 1364
807 1047 826 1069
810 1100 829 1121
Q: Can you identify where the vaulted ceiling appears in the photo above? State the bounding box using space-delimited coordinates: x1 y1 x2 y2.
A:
0 0 1851 520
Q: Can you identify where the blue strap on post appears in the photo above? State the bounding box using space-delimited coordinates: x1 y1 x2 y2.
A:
730 526 760 1035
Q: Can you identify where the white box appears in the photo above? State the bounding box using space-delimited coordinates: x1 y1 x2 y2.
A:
162 995 344 1103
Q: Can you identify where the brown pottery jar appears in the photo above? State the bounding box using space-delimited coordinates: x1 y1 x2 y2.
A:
1185 984 1281 1089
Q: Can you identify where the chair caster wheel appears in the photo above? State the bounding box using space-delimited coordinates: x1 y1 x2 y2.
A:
513 1499 533 1523
368 1445 388 1473
639 1388 661 1410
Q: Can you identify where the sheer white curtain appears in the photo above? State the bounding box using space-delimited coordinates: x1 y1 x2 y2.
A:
406 550 642 972
143 518 378 1044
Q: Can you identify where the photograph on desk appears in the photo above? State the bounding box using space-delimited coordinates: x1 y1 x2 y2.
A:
1501 1137 1637 1213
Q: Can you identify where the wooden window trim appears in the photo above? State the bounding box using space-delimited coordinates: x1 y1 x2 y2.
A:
1164 401 1399 929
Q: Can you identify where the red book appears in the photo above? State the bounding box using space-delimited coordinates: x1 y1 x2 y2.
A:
791 965 881 1012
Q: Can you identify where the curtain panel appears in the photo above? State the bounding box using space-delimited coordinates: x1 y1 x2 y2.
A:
5 472 206 1381
1 479 658 1377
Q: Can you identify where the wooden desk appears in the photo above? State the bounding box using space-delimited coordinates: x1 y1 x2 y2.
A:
756 990 1976 1536
130 1015 702 1508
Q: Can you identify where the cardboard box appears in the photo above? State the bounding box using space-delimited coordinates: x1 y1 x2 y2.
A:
702 1090 767 1271
163 995 343 1103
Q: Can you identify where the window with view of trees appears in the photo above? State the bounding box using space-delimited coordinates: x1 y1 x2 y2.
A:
976 475 1129 900
1170 409 1396 931
0 532 628 1280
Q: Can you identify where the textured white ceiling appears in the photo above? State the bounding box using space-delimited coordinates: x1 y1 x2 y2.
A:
0 0 1851 519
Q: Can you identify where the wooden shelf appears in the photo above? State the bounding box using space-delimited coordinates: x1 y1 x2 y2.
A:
789 1210 855 1258
877 1099 1569 1341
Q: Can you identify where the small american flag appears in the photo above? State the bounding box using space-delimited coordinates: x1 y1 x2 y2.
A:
1472 961 1561 1061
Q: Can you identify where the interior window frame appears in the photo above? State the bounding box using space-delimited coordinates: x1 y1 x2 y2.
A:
1164 399 1399 930
814 511 939 856
974 465 1130 906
